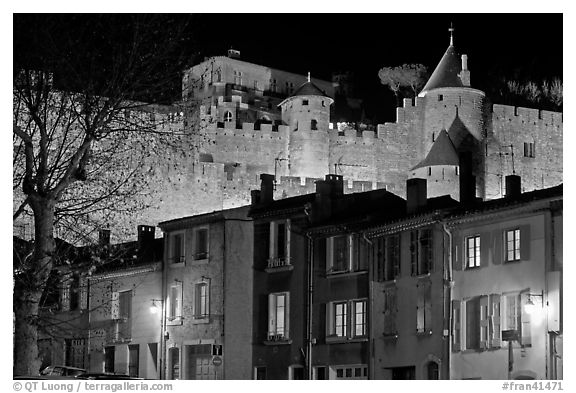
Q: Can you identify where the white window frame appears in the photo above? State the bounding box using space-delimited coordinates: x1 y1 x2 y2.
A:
192 226 209 262
466 235 481 268
233 70 242 86
193 280 210 322
268 292 290 341
330 365 368 380
327 298 367 340
268 220 291 268
167 282 183 325
505 229 521 262
168 230 185 265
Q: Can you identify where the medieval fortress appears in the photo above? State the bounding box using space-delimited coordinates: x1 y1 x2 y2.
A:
139 41 562 230
15 39 562 240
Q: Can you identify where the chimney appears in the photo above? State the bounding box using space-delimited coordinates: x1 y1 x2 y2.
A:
505 175 522 199
250 190 261 205
260 174 275 204
406 178 427 214
227 48 241 59
459 152 475 204
313 174 344 221
98 229 111 246
137 225 156 261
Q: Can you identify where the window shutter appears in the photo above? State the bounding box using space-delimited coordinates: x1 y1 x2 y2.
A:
416 282 424 332
285 220 291 264
326 237 334 272
285 293 290 338
349 235 355 271
492 229 503 265
489 294 501 348
315 238 327 271
453 234 463 271
480 232 491 266
111 291 119 319
410 231 418 275
520 294 532 346
452 300 461 351
269 222 277 260
479 295 490 349
374 237 384 282
326 302 334 336
520 225 531 261
424 280 432 331
268 294 276 336
358 235 369 271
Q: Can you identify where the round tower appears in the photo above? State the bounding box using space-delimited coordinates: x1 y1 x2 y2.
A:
279 74 334 179
416 27 488 199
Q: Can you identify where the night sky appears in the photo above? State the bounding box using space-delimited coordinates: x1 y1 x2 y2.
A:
14 13 563 121
190 13 563 121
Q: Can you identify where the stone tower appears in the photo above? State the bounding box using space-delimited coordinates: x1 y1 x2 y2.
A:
279 75 334 179
414 28 488 199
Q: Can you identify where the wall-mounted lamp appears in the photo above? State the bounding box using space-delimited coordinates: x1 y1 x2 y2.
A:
150 299 163 314
524 291 544 315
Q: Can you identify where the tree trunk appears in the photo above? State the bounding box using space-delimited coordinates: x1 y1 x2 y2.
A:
13 199 55 376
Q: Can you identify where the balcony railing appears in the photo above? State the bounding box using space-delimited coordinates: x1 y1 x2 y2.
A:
267 257 292 269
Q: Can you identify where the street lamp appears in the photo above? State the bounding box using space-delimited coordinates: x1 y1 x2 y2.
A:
524 291 544 315
150 299 162 314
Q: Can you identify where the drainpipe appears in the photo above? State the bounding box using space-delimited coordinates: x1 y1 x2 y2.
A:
160 233 168 380
442 223 454 380
362 233 374 380
306 233 314 380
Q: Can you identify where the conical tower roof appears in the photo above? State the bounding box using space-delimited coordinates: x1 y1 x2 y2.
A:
278 74 334 107
411 129 459 170
419 45 463 96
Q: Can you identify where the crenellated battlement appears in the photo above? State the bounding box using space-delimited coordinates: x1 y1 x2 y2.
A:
207 121 290 139
492 104 563 125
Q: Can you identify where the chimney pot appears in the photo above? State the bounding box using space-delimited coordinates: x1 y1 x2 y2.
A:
406 178 427 214
505 175 522 198
260 174 275 204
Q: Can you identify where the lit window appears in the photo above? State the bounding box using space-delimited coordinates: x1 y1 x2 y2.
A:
268 292 289 340
466 235 481 268
194 281 210 319
224 111 233 122
505 229 521 262
331 365 368 380
327 299 367 339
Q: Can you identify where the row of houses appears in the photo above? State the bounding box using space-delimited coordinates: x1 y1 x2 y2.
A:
34 173 563 379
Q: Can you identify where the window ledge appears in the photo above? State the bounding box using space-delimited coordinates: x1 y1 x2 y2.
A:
192 258 209 264
326 270 368 279
411 272 432 278
263 339 292 346
265 265 294 273
169 262 185 268
415 330 433 337
382 334 399 340
192 316 210 324
325 336 368 344
166 317 183 326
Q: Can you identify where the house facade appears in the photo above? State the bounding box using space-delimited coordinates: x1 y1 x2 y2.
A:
158 206 253 380
447 182 563 379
